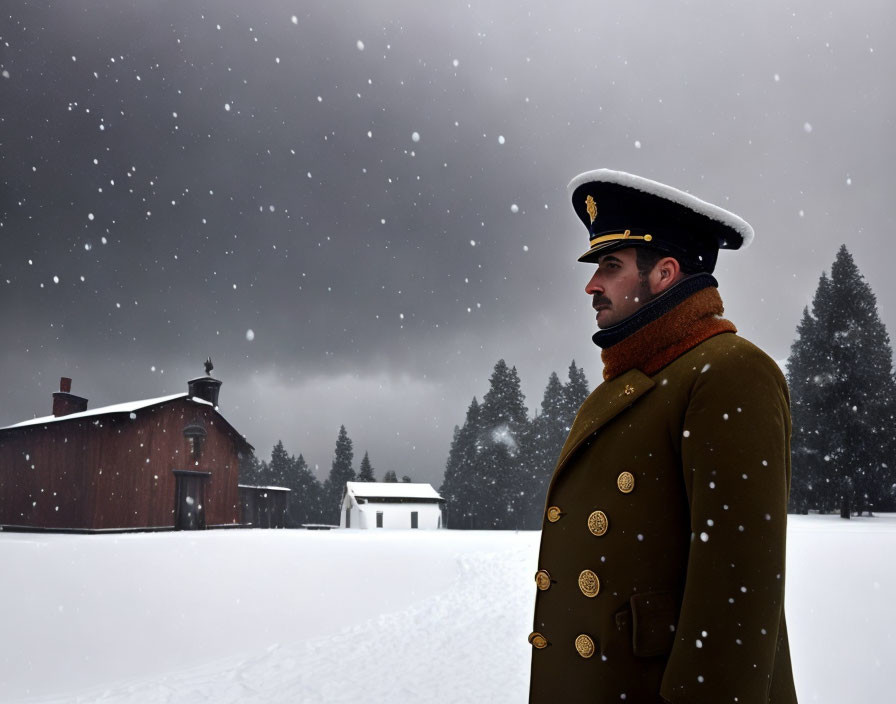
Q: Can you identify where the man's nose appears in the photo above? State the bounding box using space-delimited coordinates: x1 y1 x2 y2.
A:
585 270 602 295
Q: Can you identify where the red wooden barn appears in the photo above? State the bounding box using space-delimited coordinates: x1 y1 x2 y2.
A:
0 370 255 532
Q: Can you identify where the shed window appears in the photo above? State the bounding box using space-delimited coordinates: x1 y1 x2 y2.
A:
376 511 383 528
411 511 418 529
345 507 351 528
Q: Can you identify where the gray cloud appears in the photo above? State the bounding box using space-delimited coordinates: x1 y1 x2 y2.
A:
2 0 894 484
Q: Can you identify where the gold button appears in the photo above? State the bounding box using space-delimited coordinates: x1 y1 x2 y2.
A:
546 506 563 523
578 569 600 597
624 384 635 395
617 471 635 493
534 570 552 590
529 631 548 649
574 634 596 658
587 510 608 536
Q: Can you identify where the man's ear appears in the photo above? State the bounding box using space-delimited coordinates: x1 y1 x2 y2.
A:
649 257 682 295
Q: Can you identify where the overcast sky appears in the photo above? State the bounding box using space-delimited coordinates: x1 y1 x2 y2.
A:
2 0 894 486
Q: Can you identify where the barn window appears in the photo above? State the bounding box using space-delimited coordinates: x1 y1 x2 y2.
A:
411 511 418 529
376 511 383 528
182 424 207 461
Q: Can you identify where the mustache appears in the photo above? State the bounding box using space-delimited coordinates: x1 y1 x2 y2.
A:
592 295 612 308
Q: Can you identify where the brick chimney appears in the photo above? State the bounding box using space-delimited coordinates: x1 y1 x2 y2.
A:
52 377 89 417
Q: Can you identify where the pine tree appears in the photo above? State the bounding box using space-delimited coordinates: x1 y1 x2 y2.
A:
562 360 591 425
401 475 411 483
480 360 529 433
238 450 263 485
383 470 398 483
788 246 896 516
285 453 323 527
322 425 355 524
827 247 896 515
439 360 590 530
268 440 291 487
478 360 529 529
440 397 483 529
787 277 835 514
256 459 272 486
358 451 376 481
524 371 570 528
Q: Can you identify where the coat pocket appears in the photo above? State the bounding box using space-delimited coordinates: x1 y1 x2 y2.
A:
629 591 678 658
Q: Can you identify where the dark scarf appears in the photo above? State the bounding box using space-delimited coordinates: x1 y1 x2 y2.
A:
596 274 737 381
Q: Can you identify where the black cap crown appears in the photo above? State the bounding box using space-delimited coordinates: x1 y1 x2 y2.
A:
569 169 753 272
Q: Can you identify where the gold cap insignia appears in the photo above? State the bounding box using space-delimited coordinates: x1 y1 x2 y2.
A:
585 195 598 225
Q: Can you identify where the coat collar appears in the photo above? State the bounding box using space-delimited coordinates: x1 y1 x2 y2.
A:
547 368 655 495
600 286 736 381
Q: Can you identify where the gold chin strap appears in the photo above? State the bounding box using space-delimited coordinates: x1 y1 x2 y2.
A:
588 229 653 248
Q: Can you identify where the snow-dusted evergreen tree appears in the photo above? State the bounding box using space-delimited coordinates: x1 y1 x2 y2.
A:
238 450 264 485
440 360 590 529
480 360 529 433
401 475 411 483
383 470 398 482
787 275 835 513
520 362 591 528
322 425 355 524
440 397 483 529
524 371 573 528
255 459 272 486
286 453 323 527
788 246 896 516
562 359 591 423
477 359 529 529
267 440 292 487
357 451 376 482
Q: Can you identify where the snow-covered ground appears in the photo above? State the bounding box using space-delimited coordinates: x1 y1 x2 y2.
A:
2 515 894 703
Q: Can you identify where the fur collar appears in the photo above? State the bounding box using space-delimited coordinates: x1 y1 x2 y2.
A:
600 286 737 381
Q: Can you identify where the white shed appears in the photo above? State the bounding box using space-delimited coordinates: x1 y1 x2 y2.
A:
339 481 445 530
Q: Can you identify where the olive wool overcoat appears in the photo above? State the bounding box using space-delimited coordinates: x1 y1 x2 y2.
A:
529 332 798 703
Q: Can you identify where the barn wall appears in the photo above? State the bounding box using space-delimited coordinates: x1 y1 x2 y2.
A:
0 398 247 530
87 400 243 529
0 423 92 528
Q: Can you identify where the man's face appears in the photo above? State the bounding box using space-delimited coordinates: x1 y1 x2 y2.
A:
585 248 652 328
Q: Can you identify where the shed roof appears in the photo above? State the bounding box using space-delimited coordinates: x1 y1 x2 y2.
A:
345 481 443 501
238 484 291 492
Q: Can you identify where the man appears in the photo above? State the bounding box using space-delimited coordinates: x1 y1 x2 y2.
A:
528 169 797 703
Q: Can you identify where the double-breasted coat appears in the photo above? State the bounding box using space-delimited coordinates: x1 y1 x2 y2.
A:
529 331 798 703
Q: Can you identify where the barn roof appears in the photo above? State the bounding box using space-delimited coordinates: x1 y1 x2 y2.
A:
345 481 444 501
2 393 190 429
0 393 253 450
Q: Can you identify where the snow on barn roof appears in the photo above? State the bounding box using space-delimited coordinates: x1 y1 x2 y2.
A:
0 391 248 438
345 481 444 501
1 392 191 430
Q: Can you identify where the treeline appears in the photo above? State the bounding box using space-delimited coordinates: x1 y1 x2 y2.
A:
788 245 896 516
239 426 411 527
439 359 590 530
